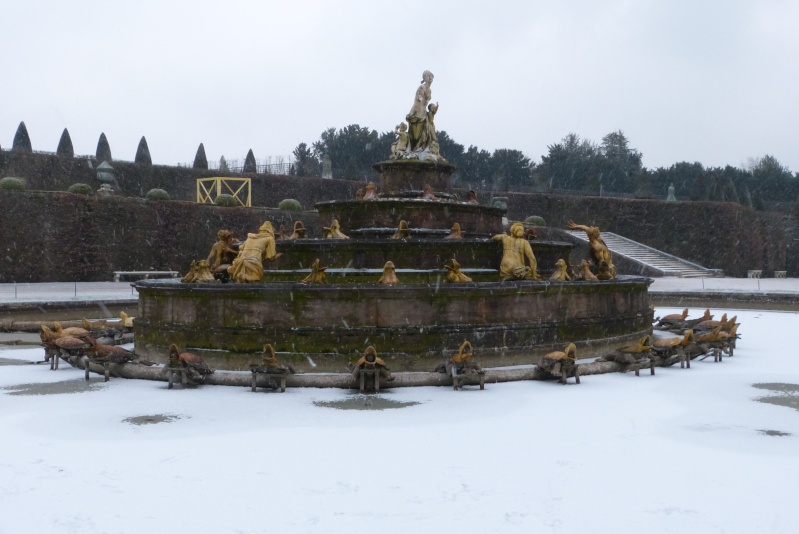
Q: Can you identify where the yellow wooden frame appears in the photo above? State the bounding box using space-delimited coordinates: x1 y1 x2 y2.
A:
196 177 251 207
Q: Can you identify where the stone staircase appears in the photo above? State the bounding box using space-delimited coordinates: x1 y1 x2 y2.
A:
564 230 723 278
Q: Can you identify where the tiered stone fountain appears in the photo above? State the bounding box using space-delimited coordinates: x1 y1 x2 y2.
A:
134 71 652 373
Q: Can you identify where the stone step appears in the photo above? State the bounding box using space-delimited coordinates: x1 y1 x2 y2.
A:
565 230 719 277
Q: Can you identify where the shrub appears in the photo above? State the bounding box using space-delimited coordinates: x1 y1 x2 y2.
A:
214 194 239 207
278 198 302 211
524 215 546 226
146 188 171 201
0 177 26 192
67 183 93 195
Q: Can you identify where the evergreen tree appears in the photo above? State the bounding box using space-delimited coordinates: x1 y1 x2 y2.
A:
12 121 32 153
292 143 320 177
193 143 208 170
56 128 74 157
243 149 257 173
135 136 152 166
96 132 112 162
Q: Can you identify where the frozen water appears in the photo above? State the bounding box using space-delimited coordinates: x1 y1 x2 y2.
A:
0 308 797 533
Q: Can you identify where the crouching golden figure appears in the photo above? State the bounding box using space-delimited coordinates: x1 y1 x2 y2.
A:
228 221 282 283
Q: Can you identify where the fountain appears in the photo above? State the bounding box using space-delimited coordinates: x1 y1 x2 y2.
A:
133 72 653 374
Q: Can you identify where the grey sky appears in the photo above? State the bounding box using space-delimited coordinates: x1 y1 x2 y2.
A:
3 0 797 171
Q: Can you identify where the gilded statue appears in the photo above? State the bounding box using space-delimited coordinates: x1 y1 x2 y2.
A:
567 220 616 279
362 181 378 200
444 258 472 283
228 221 282 283
391 220 411 239
181 259 215 283
422 184 436 200
549 259 571 281
288 220 307 240
300 258 328 284
324 219 349 239
492 222 540 281
378 261 400 285
444 222 464 239
578 259 598 281
465 190 479 204
206 229 239 274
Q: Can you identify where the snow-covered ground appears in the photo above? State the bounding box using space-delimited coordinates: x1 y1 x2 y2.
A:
1 307 797 533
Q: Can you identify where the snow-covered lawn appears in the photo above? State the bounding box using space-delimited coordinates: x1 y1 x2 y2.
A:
1 308 797 533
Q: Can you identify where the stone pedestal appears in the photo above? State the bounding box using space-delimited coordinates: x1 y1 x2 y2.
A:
373 160 456 195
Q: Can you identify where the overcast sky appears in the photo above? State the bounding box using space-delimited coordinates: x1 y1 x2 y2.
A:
2 0 797 171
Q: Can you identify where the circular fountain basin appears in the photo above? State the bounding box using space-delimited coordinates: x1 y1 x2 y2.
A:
134 276 653 373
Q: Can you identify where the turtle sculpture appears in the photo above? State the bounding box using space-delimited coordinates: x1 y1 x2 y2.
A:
549 259 571 282
252 343 296 375
655 308 688 328
538 342 580 384
378 261 400 285
444 258 472 283
694 313 728 333
351 346 394 390
119 311 135 329
652 330 695 368
85 337 137 364
435 341 485 390
168 344 214 383
683 309 714 328
300 258 328 284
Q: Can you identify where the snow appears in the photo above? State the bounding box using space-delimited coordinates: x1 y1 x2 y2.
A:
1 307 798 533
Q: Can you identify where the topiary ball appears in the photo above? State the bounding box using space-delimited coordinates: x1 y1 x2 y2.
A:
67 183 93 195
278 198 302 211
214 194 239 207
146 188 171 201
524 215 546 227
0 177 26 192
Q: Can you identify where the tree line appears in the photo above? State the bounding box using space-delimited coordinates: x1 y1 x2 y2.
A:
291 125 797 208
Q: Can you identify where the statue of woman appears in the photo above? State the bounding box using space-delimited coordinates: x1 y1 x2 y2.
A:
406 70 434 151
492 222 540 281
228 221 282 283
